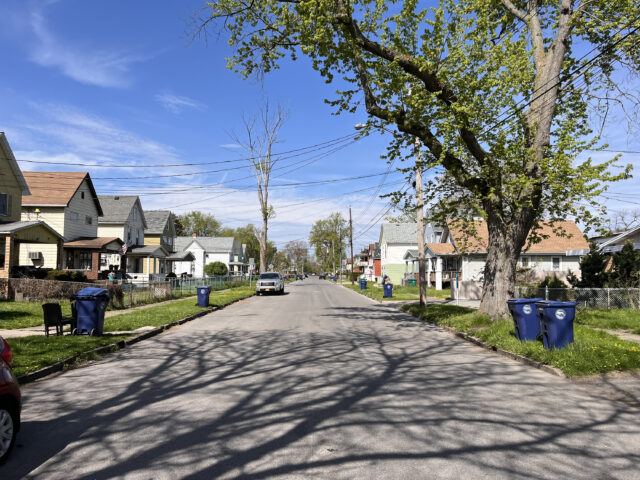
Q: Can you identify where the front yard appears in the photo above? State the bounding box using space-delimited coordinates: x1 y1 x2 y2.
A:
5 287 256 379
343 282 451 301
402 303 640 377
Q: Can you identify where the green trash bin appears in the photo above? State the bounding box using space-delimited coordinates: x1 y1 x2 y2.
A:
408 279 417 286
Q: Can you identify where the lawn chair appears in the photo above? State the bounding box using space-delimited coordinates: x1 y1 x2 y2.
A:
42 302 76 337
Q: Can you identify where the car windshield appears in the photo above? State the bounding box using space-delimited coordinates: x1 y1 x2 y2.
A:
259 273 280 279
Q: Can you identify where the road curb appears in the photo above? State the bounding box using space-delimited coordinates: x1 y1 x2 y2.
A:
398 304 566 378
17 294 252 385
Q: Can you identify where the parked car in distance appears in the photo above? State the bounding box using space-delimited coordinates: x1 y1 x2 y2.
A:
318 273 327 280
256 272 285 295
296 274 303 280
0 336 21 464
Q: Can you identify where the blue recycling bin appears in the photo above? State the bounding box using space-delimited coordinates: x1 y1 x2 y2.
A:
383 283 393 298
74 287 110 336
359 279 367 290
507 298 544 341
535 301 577 350
197 286 212 307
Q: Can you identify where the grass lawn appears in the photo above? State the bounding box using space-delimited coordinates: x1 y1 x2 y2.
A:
8 287 255 379
402 303 640 377
0 301 73 329
575 309 640 333
9 334 131 378
104 287 255 332
344 283 451 301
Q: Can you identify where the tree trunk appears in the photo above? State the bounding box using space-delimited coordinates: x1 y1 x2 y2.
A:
260 214 268 273
479 216 530 318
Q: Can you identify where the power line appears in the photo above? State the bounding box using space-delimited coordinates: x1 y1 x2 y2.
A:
15 132 358 168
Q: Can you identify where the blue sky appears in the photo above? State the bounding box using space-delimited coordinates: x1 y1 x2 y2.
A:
0 0 638 254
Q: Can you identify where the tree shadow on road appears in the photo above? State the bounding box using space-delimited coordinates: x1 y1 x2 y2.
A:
3 303 640 479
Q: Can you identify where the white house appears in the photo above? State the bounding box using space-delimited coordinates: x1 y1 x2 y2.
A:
172 236 247 277
406 219 589 296
379 223 421 285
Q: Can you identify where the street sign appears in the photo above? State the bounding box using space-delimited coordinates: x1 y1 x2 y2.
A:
249 258 255 266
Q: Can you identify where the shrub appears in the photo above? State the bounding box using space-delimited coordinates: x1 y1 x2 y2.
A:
44 270 88 283
350 272 361 281
165 272 177 278
204 262 228 276
538 274 566 289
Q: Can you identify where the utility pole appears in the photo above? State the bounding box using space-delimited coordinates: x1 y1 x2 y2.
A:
416 137 426 308
332 239 335 276
338 226 342 283
349 207 354 285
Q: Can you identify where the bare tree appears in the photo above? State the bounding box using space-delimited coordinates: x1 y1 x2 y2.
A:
231 102 289 273
605 209 640 233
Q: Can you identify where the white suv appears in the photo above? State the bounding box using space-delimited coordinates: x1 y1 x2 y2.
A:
256 272 285 295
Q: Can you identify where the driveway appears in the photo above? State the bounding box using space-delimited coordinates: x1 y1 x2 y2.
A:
2 278 639 479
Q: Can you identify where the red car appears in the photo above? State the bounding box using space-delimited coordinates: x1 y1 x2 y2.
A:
0 336 21 464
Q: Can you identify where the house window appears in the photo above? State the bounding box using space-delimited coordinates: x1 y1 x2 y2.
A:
552 257 561 271
127 230 131 242
79 251 92 270
70 212 79 223
81 192 85 199
85 216 93 225
100 253 108 266
0 193 8 216
132 208 137 221
521 257 529 268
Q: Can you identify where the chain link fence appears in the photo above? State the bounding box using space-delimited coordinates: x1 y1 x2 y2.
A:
0 275 251 310
514 286 640 310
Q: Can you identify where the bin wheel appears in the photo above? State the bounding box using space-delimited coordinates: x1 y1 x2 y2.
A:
72 328 77 335
90 328 96 336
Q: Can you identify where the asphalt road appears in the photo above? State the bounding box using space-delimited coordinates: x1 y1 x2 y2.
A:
3 279 640 479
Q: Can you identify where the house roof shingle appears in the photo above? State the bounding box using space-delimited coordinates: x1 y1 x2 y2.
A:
144 210 172 235
98 196 146 227
380 223 420 244
446 220 589 254
22 172 103 215
63 237 123 250
175 236 237 253
427 243 456 255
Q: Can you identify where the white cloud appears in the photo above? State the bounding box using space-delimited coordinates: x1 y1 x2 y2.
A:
155 93 206 114
219 143 243 150
27 5 146 88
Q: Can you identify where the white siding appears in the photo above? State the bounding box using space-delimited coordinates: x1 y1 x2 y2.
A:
18 243 58 268
64 181 99 240
97 224 125 240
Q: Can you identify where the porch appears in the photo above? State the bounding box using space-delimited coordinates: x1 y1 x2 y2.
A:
0 221 64 279
63 237 124 280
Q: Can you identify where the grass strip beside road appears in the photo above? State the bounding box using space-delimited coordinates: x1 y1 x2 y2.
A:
344 283 451 301
402 303 640 377
9 287 255 379
104 287 255 332
10 335 131 378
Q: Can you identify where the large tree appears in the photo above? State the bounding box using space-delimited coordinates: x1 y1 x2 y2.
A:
175 211 221 237
309 213 348 272
197 0 637 317
283 239 309 272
